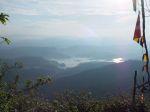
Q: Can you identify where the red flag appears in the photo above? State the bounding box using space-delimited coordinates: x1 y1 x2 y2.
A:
133 13 141 44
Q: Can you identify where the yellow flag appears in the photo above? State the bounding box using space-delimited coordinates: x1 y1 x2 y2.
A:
143 54 149 62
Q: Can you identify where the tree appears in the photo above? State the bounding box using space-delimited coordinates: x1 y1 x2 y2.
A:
0 12 11 45
0 13 9 25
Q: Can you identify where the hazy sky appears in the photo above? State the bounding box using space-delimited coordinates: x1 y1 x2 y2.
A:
0 0 149 44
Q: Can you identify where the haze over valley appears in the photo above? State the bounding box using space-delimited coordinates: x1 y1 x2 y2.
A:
0 39 145 98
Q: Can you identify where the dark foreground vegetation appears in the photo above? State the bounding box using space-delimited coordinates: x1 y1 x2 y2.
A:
0 61 150 112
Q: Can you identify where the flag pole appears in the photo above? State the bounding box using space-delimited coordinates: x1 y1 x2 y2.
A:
132 70 137 105
141 0 150 83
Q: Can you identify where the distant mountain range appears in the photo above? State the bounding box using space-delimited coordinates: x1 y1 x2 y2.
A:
0 47 69 59
45 60 143 97
0 46 144 98
0 45 141 60
2 57 63 82
2 56 113 80
1 55 144 98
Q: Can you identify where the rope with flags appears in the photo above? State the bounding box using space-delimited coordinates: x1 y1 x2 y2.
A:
132 0 150 103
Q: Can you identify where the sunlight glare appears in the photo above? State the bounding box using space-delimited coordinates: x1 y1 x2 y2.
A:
113 58 124 63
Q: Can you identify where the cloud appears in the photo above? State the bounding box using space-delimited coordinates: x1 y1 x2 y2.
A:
0 0 137 41
0 0 39 15
0 0 132 16
1 20 98 38
7 7 39 16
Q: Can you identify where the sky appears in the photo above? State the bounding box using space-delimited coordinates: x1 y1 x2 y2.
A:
0 0 149 45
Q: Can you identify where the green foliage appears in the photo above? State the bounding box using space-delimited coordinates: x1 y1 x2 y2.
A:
52 91 110 112
0 61 52 112
49 91 150 112
0 37 11 45
24 76 52 96
0 12 11 45
0 13 9 25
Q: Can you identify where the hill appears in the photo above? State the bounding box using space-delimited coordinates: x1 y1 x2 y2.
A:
47 60 142 97
0 47 69 59
2 57 63 82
